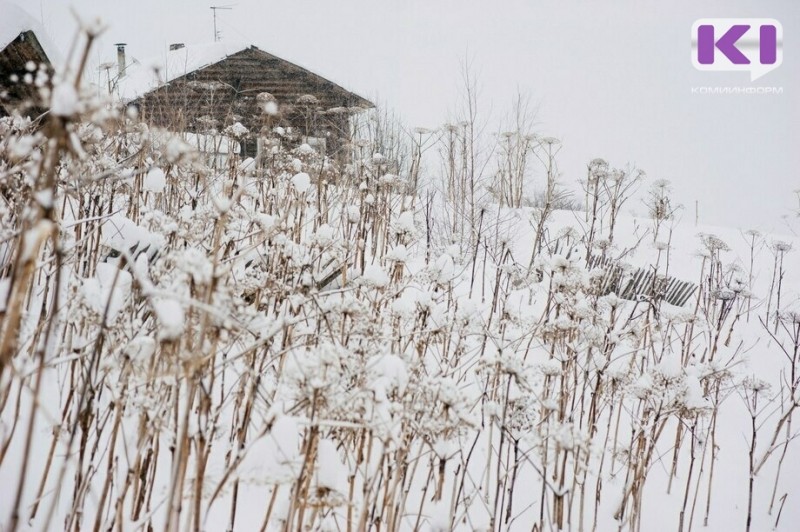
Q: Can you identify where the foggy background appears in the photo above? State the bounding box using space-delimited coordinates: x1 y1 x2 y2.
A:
11 0 799 233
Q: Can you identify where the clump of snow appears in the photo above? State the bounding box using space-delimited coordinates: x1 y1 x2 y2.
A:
224 122 249 138
431 252 455 284
143 167 166 193
367 354 409 400
178 248 213 285
362 264 389 288
123 336 156 362
296 143 315 155
313 224 335 246
630 373 654 399
379 173 398 186
394 211 415 234
81 263 132 321
165 136 191 163
291 172 311 194
391 291 416 316
153 298 184 341
257 213 277 232
50 83 79 117
7 135 36 161
101 214 163 256
537 358 562 377
682 373 711 410
346 205 360 223
386 244 408 263
433 439 455 460
653 356 682 380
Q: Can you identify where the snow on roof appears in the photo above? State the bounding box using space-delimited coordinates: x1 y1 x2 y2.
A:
116 40 373 107
117 40 249 101
0 1 61 67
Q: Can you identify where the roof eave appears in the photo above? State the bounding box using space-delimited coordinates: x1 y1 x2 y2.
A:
247 46 374 111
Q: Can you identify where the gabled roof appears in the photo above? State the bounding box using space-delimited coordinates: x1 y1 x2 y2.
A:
0 1 60 66
117 41 246 101
117 41 373 109
0 2 60 117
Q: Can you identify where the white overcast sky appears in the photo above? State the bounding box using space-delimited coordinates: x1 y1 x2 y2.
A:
9 0 800 232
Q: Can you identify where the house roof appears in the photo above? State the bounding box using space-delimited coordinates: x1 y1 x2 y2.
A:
0 1 60 67
0 2 61 117
117 41 373 109
117 41 246 101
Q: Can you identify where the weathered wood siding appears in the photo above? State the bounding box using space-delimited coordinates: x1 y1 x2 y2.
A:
0 30 51 118
133 47 372 158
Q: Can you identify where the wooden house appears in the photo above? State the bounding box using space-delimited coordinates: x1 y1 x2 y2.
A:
0 3 55 119
119 42 374 160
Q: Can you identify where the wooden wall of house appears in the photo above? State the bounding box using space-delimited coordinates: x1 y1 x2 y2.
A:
134 47 369 160
0 31 51 118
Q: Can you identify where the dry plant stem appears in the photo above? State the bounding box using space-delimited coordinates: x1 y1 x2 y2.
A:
6 113 70 532
698 384 722 526
746 391 758 532
687 421 711 532
678 429 699 532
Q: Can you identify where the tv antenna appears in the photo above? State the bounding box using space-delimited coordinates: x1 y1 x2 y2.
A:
211 5 234 42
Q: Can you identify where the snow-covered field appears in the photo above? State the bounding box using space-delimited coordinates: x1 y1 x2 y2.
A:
1 26 799 532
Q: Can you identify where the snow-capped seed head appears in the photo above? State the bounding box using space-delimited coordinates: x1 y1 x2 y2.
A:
143 167 166 193
313 224 335 246
362 264 389 288
51 83 79 117
291 172 311 194
224 122 249 139
379 173 397 186
153 299 184 342
386 244 408 263
296 143 315 155
165 136 192 163
394 211 415 234
346 205 360 223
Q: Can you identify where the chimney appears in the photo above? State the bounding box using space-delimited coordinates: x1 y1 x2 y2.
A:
169 43 185 51
115 43 127 78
